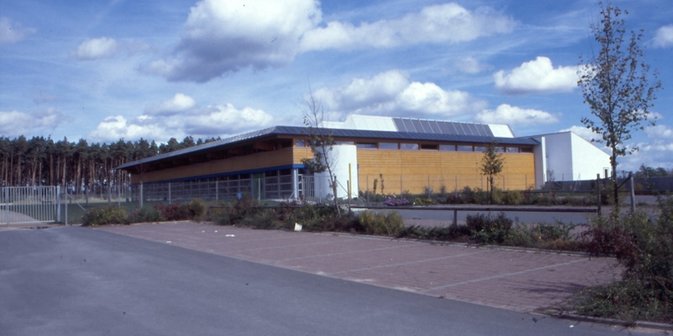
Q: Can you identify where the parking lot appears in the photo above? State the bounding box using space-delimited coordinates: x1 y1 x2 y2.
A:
101 221 621 313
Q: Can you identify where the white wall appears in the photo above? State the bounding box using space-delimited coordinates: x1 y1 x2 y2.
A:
570 133 610 180
533 131 610 187
314 144 359 200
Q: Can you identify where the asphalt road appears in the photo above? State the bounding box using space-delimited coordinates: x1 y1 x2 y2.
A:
0 227 655 336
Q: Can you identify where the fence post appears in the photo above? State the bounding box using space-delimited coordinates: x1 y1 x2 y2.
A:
56 185 61 223
596 174 602 216
629 173 636 214
139 183 144 209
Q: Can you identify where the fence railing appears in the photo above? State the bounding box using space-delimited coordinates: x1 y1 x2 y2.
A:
0 186 59 225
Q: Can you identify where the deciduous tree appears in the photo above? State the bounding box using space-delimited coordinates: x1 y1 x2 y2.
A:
578 3 661 208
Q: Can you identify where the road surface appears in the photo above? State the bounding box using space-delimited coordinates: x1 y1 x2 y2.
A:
0 227 659 336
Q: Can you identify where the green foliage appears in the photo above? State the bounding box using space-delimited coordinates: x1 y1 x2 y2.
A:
503 223 586 251
358 211 404 236
578 196 673 322
480 143 504 203
466 213 513 244
81 206 128 226
578 3 661 207
210 196 259 225
571 280 672 323
188 199 207 221
127 206 162 223
155 203 193 221
398 224 471 241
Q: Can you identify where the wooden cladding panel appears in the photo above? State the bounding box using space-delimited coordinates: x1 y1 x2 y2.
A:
134 147 295 183
357 150 535 194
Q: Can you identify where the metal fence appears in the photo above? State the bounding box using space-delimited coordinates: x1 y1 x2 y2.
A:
359 174 534 195
0 186 59 225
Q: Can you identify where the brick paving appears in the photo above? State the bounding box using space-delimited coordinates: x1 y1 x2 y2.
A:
99 221 621 313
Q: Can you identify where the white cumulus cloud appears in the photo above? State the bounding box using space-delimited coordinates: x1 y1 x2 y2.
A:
147 93 196 115
147 1 514 82
562 125 602 143
75 37 119 60
300 3 514 51
146 0 321 82
654 24 673 48
494 56 579 94
89 103 273 142
645 124 673 139
314 70 485 119
0 109 62 137
0 17 35 44
476 104 558 125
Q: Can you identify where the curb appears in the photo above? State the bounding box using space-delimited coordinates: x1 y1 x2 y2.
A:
545 311 672 332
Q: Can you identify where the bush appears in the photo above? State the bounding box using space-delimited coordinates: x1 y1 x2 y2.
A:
128 206 162 223
82 206 128 226
577 196 673 323
155 203 193 221
210 197 260 225
359 211 404 236
502 191 524 205
383 197 411 206
188 199 207 221
466 212 513 244
398 224 471 241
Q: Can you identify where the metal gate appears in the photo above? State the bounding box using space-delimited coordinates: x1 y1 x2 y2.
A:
0 186 59 225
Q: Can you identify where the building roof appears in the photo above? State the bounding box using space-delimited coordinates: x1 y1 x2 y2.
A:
117 125 539 170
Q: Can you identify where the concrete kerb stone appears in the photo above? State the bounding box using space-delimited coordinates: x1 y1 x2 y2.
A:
547 311 673 333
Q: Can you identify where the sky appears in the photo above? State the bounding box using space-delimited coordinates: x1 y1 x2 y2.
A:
0 0 672 172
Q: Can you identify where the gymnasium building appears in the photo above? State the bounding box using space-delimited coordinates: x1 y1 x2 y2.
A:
118 114 610 202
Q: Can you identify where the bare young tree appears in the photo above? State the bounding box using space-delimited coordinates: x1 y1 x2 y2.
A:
301 93 340 215
578 3 661 208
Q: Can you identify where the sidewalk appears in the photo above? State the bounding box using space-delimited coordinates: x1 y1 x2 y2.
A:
100 221 621 313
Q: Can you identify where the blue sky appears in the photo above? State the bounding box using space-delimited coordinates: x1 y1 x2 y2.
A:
1 0 671 171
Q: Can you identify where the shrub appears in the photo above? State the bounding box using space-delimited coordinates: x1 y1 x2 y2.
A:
155 203 193 221
359 210 404 236
502 191 524 205
210 197 260 225
128 206 162 223
466 212 513 244
398 224 470 241
238 208 284 230
81 206 128 226
188 199 207 221
383 197 411 206
578 196 673 323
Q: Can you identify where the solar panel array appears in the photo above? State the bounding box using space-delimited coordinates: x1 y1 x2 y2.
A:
393 118 493 137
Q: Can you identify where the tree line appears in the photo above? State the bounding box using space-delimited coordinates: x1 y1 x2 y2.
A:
0 135 219 193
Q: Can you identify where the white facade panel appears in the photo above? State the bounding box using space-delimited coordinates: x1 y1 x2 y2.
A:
532 131 610 187
488 124 515 138
314 144 359 200
570 133 610 180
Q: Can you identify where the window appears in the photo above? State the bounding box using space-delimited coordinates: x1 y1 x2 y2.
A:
378 142 398 150
439 144 456 151
420 144 438 150
295 139 306 147
457 145 473 152
400 143 419 150
474 146 487 152
356 142 377 149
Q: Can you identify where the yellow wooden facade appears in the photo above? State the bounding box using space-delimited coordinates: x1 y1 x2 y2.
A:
356 148 535 194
